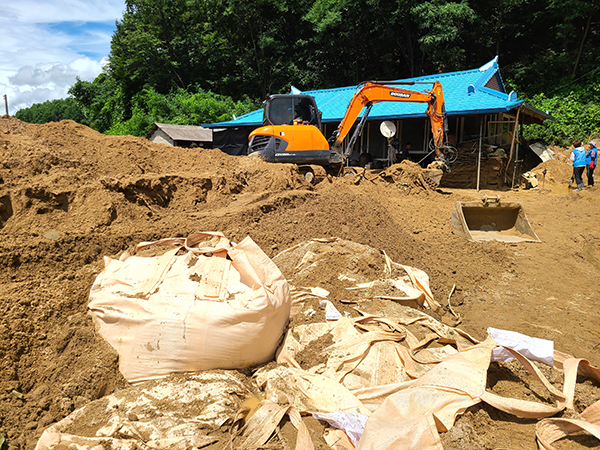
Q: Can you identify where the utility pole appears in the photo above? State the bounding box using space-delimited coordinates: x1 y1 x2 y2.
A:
3 94 7 117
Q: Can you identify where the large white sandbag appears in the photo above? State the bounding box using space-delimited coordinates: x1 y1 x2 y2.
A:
88 231 290 383
35 371 251 450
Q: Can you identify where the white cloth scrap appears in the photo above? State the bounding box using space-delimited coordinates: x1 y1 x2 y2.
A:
320 299 343 321
312 411 369 446
487 327 554 366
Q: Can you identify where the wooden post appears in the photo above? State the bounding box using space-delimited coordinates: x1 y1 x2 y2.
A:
477 116 483 191
3 94 8 116
509 107 522 188
503 107 521 185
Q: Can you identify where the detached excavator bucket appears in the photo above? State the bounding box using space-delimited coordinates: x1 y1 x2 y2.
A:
422 168 444 187
451 196 541 243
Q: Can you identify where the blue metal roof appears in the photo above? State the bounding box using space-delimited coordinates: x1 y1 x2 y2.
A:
204 57 524 128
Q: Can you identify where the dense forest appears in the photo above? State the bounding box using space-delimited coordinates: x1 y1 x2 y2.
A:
15 0 600 146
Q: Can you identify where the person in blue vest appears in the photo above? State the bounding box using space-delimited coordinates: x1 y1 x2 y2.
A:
570 140 587 191
586 140 597 187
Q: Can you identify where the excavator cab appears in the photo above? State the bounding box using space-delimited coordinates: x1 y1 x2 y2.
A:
248 95 332 164
263 95 321 127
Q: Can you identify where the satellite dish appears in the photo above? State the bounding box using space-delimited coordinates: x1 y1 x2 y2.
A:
380 121 396 138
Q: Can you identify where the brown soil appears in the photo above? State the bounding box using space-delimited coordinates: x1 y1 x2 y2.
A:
1 117 599 449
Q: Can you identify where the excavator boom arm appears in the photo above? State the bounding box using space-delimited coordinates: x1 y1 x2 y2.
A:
331 81 447 155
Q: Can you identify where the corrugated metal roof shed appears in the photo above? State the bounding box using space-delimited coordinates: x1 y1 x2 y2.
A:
204 57 550 128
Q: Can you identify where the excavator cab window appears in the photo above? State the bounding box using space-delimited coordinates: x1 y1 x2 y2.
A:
264 95 320 127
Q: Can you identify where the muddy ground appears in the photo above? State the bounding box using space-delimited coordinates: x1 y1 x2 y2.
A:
0 116 599 449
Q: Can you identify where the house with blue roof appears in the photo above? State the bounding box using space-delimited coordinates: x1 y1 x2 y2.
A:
205 57 550 185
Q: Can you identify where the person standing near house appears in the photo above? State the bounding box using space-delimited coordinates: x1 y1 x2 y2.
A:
400 142 411 162
586 140 597 187
358 152 373 168
570 140 587 191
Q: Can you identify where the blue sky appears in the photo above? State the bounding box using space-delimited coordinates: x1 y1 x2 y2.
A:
0 1 125 114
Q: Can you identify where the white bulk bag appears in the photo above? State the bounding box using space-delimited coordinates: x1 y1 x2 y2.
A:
88 231 291 383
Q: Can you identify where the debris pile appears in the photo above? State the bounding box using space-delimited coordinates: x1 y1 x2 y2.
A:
35 237 600 450
377 160 443 191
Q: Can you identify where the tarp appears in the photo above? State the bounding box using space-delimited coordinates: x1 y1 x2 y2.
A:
212 127 250 155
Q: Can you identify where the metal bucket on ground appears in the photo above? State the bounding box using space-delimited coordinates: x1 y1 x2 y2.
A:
451 196 541 243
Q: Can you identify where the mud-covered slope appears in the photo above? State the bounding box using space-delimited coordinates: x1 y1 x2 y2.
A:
1 117 599 450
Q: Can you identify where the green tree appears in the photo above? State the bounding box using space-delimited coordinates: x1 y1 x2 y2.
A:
109 0 308 103
198 0 290 97
487 0 600 97
549 0 600 77
410 0 475 72
303 0 476 84
106 87 258 136
15 98 86 124
303 0 414 85
69 72 124 133
109 0 198 116
523 80 600 146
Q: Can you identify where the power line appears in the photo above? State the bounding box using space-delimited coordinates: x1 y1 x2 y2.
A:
547 66 600 95
2 94 21 116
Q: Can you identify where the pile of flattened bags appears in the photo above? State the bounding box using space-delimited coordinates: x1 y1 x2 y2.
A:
36 233 600 450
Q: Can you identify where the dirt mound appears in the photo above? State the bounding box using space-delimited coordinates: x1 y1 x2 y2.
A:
273 238 438 314
528 151 574 186
376 160 442 191
0 117 309 239
1 116 600 449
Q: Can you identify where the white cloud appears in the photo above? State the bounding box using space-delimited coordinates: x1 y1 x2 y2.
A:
0 83 66 115
9 58 102 87
1 1 124 25
0 0 123 113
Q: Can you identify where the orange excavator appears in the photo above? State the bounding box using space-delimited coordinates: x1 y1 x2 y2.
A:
247 80 452 173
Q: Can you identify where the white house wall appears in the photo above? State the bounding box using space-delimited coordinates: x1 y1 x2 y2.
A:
149 129 175 146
